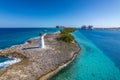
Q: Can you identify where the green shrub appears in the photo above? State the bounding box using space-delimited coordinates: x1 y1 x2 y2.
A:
59 28 76 43
60 33 74 43
60 30 68 34
60 28 76 34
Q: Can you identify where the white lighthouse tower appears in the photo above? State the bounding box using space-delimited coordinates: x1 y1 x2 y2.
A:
39 33 45 48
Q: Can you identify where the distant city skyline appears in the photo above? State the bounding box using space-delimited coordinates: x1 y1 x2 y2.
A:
0 0 120 28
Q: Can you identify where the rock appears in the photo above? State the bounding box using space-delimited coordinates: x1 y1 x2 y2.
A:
0 33 80 80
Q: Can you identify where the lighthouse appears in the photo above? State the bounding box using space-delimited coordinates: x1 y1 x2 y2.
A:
39 33 45 48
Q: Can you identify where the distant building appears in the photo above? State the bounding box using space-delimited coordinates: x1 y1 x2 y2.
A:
81 25 87 30
81 25 93 30
56 26 66 28
88 25 93 30
56 26 59 28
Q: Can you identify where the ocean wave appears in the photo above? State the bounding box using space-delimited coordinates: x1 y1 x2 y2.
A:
28 36 40 40
0 57 21 70
0 37 40 50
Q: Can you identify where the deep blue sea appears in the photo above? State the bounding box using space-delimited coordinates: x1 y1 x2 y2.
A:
0 28 120 80
0 28 60 69
0 28 60 49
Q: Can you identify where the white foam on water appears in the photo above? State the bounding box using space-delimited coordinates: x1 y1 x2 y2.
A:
28 36 39 40
0 57 21 70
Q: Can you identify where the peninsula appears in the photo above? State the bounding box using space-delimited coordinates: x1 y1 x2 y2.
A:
0 28 80 80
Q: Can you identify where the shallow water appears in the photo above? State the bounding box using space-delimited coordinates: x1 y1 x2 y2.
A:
0 28 120 79
79 30 120 69
50 30 120 80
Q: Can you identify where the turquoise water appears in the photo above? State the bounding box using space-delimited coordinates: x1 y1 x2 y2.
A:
0 56 19 70
79 30 120 69
50 30 120 80
0 28 120 79
0 57 11 63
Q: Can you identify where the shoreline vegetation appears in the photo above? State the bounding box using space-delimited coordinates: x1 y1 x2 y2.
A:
59 28 76 43
0 28 80 80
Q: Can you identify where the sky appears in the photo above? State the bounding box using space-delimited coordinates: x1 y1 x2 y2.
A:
0 0 120 28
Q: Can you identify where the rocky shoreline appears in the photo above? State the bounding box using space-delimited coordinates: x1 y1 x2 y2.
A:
38 49 80 80
0 33 80 80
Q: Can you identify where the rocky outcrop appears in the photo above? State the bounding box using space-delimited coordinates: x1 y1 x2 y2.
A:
0 33 80 80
